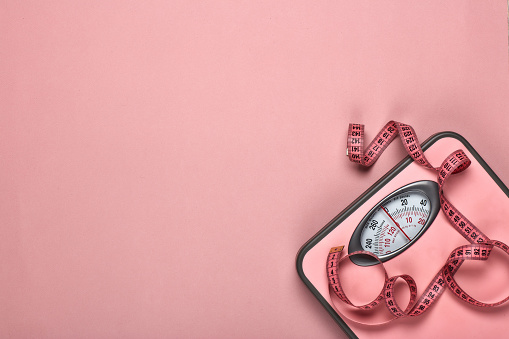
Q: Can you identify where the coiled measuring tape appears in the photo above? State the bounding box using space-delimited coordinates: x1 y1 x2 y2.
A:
327 121 509 322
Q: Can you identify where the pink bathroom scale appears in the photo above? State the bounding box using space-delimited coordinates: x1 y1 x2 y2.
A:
296 132 509 338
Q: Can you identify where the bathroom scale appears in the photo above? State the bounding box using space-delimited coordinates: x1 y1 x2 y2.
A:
296 131 509 339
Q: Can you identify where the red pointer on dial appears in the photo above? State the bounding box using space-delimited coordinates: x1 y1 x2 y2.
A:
381 206 411 242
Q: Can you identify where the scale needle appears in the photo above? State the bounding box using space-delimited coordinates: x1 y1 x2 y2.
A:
382 207 411 242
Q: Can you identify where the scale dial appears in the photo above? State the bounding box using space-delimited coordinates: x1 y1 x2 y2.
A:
348 180 440 266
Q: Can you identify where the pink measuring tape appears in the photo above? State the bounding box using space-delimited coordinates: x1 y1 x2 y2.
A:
327 121 509 321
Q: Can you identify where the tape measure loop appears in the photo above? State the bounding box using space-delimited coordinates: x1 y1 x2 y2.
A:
383 274 418 318
442 241 509 307
327 249 388 310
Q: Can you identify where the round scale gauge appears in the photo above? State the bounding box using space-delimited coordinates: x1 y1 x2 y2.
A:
348 180 440 266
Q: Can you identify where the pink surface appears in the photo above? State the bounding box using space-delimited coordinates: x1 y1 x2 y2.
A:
1 1 508 338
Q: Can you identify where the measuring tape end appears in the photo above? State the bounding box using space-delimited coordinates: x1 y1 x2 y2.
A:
330 246 345 253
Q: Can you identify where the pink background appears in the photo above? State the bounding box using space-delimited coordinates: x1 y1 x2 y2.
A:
1 1 508 338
